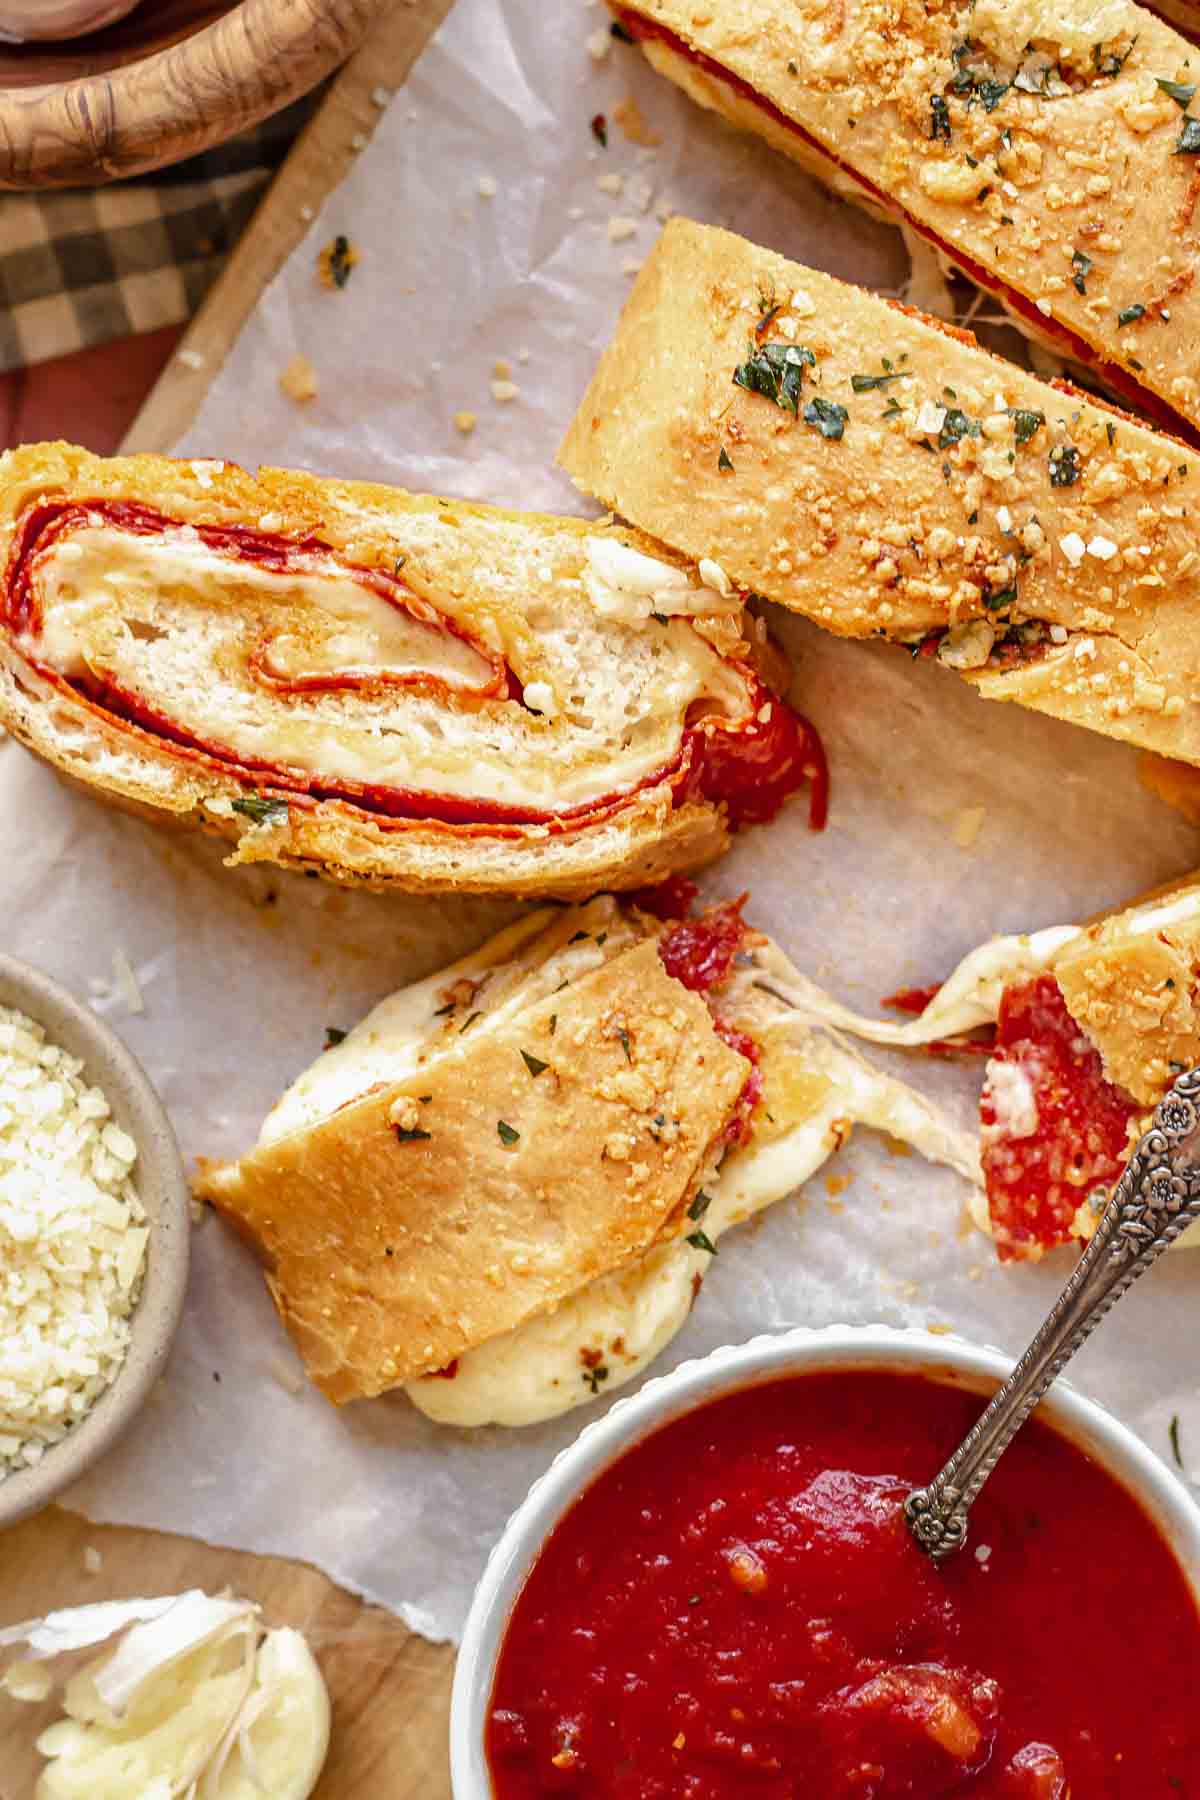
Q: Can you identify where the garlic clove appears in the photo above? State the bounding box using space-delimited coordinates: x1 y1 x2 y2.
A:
0 0 144 44
199 1628 331 1800
2 1592 330 1800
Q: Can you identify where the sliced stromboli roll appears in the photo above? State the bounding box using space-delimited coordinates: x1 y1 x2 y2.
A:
0 442 825 899
196 888 977 1425
751 872 1200 1260
562 219 1200 768
609 0 1200 438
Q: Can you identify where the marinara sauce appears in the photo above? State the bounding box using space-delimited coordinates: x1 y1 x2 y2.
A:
487 1370 1200 1797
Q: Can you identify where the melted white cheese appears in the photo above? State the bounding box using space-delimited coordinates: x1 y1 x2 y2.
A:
1123 891 1200 938
749 926 1082 1046
583 537 741 624
981 1059 1039 1145
29 526 495 692
260 900 621 1146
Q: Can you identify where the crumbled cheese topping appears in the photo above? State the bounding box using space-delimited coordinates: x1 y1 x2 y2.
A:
937 619 995 670
1060 532 1086 567
0 1006 146 1476
583 538 742 624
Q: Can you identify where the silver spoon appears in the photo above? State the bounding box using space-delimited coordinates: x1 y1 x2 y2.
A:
906 1064 1200 1559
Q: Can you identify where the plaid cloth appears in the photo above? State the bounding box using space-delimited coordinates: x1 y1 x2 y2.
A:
0 95 319 374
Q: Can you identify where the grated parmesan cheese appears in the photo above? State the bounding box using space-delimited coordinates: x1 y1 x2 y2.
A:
0 1006 147 1477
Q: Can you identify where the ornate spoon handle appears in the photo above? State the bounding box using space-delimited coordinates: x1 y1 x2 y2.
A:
906 1065 1200 1560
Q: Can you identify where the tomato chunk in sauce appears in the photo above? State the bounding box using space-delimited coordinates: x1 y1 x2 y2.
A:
981 975 1137 1261
487 1370 1200 1798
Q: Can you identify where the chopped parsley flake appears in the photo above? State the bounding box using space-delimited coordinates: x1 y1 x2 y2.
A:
433 1001 456 1017
460 1010 482 1033
1176 116 1200 153
688 1191 713 1221
718 445 734 472
1106 420 1117 446
549 1014 558 1035
497 1120 520 1146
733 340 814 415
1009 407 1045 445
583 1363 610 1394
930 94 952 141
1092 37 1136 77
851 368 901 392
231 794 289 828
521 1050 549 1077
1048 444 1081 487
804 396 849 439
569 930 589 943
395 1126 432 1143
1170 1413 1184 1468
985 583 1018 610
617 1027 632 1062
324 1026 347 1048
938 406 980 449
1158 76 1197 107
323 234 356 289
1118 302 1147 324
1071 249 1092 295
687 1229 718 1255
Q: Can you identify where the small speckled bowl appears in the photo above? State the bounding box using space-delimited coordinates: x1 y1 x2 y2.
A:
0 952 190 1527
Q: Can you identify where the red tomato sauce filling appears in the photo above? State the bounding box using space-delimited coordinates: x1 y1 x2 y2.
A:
981 975 1137 1261
615 11 1200 449
654 893 763 1145
3 500 827 838
488 1368 1200 1797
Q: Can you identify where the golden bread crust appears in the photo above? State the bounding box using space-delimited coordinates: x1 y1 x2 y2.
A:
561 218 1200 765
618 0 1200 432
196 938 748 1402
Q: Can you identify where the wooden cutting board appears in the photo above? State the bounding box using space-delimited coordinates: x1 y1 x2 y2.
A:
0 1505 456 1798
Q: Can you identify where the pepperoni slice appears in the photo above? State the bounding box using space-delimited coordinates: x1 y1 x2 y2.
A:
657 895 749 993
656 896 762 1141
981 975 1137 1261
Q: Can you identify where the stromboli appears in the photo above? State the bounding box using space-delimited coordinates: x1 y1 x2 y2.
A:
196 891 977 1423
609 0 1200 439
562 218 1200 768
0 442 825 898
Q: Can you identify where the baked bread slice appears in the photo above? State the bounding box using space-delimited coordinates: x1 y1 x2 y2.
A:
196 889 977 1424
562 218 1200 769
757 871 1200 1259
609 0 1200 439
0 441 824 899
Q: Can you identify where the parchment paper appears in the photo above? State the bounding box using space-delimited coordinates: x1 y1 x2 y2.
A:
6 0 1200 1642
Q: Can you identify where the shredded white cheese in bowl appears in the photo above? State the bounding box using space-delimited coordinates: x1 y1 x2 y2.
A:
0 1004 146 1475
0 955 190 1525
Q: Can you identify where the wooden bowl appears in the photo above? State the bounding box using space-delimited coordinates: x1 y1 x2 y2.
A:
0 0 389 189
